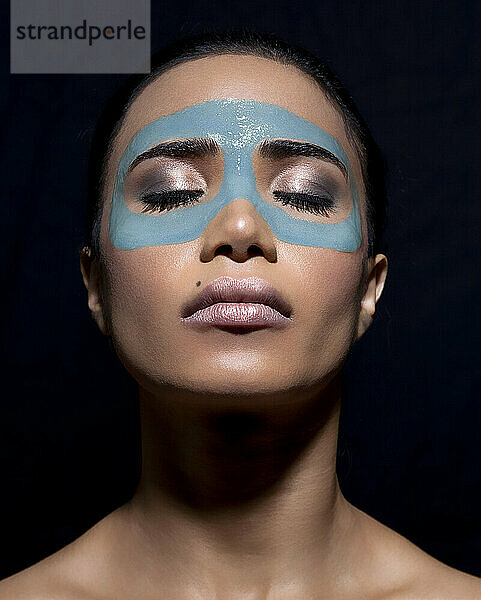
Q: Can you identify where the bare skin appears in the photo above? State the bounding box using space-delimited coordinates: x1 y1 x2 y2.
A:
1 55 480 599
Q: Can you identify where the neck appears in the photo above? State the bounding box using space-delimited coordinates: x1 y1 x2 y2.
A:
121 376 360 596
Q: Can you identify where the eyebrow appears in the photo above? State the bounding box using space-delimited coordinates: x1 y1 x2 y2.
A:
127 138 221 173
127 137 348 181
257 139 348 180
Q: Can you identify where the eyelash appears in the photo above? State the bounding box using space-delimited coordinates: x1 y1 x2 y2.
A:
272 191 336 217
138 189 336 217
139 190 204 213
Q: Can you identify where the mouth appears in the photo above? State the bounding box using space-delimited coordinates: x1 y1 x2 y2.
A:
181 276 293 329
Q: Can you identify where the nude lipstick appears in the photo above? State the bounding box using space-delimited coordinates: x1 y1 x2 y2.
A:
181 276 292 329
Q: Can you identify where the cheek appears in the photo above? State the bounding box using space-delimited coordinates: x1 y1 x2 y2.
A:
100 244 198 374
309 251 364 321
284 242 364 318
284 245 365 371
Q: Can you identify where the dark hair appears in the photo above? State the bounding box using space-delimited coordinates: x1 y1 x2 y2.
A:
86 30 387 258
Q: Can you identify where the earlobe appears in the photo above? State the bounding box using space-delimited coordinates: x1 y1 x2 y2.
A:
356 253 388 341
79 246 109 336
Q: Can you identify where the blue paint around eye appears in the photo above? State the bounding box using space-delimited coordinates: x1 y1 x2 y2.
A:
108 99 362 252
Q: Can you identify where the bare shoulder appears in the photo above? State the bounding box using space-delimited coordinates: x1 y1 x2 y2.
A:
0 546 89 600
0 509 122 600
380 565 481 600
387 562 481 600
2 502 480 600
351 504 481 600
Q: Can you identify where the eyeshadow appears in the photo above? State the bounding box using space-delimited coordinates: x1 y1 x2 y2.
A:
125 158 208 198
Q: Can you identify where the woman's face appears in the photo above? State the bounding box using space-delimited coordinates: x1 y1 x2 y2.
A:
88 55 386 404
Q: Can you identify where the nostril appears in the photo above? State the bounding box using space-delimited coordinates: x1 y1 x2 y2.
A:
213 243 265 260
247 245 264 258
213 244 232 257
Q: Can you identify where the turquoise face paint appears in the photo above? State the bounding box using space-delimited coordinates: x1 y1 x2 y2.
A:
109 99 362 252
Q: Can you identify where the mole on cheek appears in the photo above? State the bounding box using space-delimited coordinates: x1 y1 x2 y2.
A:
196 281 201 287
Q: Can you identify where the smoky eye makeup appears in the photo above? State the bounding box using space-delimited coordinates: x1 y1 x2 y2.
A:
123 155 221 214
255 155 353 223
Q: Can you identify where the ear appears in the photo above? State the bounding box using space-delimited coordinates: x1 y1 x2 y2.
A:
356 253 388 341
79 246 109 336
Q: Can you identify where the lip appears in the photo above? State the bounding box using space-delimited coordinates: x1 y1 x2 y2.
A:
181 276 293 329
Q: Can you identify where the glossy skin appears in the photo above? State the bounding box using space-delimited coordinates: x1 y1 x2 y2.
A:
92 58 376 405
2 55 480 599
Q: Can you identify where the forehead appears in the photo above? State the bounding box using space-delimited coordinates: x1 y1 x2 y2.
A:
112 55 362 179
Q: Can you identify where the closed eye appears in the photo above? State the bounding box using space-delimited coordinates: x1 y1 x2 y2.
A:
272 191 336 217
139 189 205 214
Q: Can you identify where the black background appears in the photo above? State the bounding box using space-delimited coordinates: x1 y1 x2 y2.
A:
1 0 480 580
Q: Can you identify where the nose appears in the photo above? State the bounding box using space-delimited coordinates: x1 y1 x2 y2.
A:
199 198 277 263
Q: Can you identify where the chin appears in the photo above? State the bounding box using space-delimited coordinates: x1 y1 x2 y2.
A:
134 355 338 410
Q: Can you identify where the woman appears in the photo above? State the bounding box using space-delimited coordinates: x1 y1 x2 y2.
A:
2 31 480 599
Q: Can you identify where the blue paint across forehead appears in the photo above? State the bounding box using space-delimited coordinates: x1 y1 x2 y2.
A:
109 98 362 251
